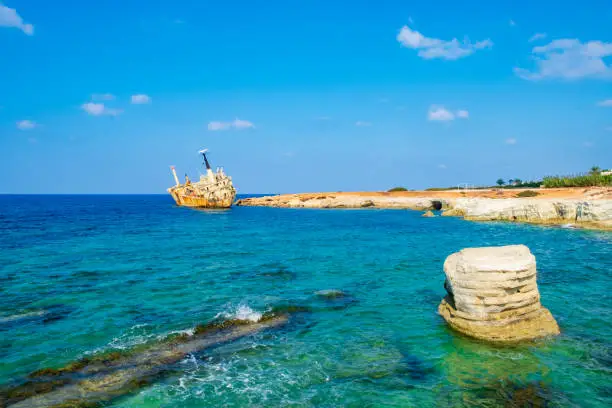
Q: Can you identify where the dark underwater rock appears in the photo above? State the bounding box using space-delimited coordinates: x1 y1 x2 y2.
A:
0 313 289 408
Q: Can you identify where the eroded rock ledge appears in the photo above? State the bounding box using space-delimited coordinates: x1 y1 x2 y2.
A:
438 245 560 343
235 193 612 230
237 194 448 211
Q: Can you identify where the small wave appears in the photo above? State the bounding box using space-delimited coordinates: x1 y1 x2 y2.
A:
162 327 196 339
85 324 160 355
91 326 198 355
108 324 159 350
215 304 262 323
86 307 262 357
561 223 576 229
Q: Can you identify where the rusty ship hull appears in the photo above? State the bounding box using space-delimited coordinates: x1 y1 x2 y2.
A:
168 187 236 208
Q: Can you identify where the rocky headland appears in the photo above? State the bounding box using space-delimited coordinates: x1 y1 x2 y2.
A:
236 188 612 230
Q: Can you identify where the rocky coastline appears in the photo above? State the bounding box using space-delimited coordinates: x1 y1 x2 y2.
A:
236 190 612 230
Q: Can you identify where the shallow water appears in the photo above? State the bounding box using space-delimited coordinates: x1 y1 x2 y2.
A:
0 195 610 407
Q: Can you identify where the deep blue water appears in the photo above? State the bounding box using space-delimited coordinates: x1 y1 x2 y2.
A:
0 195 610 407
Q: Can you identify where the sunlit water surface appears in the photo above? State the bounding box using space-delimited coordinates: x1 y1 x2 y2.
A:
0 195 610 407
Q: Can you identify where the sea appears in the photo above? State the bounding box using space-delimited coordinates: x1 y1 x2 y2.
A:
0 194 610 407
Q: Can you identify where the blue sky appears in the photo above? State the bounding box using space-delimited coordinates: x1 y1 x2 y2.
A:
1 0 611 194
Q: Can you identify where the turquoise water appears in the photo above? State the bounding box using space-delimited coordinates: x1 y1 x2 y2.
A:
0 195 610 407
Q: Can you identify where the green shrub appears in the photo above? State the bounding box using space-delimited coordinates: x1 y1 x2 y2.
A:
542 174 612 188
516 190 539 198
501 181 542 189
387 187 408 192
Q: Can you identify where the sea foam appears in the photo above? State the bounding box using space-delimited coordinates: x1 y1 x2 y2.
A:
216 304 262 322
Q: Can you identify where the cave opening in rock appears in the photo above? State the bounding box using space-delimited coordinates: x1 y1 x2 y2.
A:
431 200 443 211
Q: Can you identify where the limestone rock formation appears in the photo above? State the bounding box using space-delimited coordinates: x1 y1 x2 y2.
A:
438 245 559 342
450 198 612 229
235 192 612 230
236 194 450 211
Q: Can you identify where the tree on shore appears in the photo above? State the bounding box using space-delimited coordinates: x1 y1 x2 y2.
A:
496 178 505 186
589 166 601 175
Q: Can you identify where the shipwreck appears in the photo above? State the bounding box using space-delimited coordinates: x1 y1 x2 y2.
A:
167 149 236 208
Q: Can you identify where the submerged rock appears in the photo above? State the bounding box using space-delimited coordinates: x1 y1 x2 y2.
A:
422 211 435 217
315 289 346 299
0 314 288 408
438 245 559 343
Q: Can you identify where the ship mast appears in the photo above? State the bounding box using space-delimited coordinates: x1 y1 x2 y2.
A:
170 166 180 186
199 149 215 183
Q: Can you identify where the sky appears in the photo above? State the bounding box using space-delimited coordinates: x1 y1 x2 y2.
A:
1 0 611 194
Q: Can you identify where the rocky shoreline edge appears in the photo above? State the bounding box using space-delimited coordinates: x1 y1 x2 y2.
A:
236 193 612 231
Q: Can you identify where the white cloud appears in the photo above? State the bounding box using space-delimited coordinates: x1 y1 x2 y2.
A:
505 138 517 145
456 109 469 119
131 94 151 104
428 107 454 121
597 99 612 107
355 121 372 127
232 118 254 129
208 121 231 131
0 4 34 35
438 164 447 169
397 25 492 60
81 102 121 116
16 120 36 130
515 38 612 80
208 118 255 131
91 93 115 101
427 106 469 121
528 33 547 42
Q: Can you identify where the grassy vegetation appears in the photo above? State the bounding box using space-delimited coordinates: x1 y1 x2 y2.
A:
542 174 612 188
387 187 408 192
516 190 540 198
425 181 542 191
414 166 610 191
507 181 542 188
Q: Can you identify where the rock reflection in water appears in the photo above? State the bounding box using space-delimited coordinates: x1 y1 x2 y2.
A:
438 335 566 407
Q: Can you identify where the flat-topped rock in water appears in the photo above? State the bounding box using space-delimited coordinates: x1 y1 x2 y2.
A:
438 245 559 342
